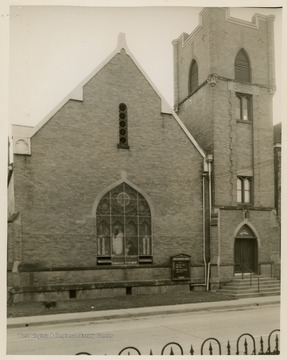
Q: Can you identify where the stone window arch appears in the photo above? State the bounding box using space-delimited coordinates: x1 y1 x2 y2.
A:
96 182 152 265
235 49 251 83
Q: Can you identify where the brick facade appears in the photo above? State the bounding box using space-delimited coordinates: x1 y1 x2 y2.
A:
8 40 207 301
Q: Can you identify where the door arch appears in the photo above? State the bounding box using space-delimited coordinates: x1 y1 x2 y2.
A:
234 225 258 274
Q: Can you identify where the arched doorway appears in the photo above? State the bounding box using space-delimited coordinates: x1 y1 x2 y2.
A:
234 225 258 274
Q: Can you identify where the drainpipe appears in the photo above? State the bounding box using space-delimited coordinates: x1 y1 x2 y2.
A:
191 172 207 289
190 156 213 291
202 172 207 288
206 154 213 221
206 154 214 291
190 165 208 289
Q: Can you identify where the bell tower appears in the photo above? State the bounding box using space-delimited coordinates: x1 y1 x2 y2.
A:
173 8 280 285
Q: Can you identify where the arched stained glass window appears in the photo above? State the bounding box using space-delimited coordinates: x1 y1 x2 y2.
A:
235 49 251 83
96 182 152 265
189 59 198 94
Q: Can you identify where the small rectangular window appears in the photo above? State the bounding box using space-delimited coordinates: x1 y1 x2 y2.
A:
236 93 252 122
237 176 252 204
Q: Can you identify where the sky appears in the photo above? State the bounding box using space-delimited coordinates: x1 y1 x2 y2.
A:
8 5 283 128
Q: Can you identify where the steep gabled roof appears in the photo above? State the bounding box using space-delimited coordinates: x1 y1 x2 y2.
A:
15 33 206 160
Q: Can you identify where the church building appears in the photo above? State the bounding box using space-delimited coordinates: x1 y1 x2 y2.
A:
7 8 280 303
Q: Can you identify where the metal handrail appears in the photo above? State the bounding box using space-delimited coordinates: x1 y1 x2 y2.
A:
241 266 260 292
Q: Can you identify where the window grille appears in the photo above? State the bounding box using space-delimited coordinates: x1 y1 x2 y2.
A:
96 182 152 265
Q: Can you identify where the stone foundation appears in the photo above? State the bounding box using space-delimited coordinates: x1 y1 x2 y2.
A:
9 280 192 303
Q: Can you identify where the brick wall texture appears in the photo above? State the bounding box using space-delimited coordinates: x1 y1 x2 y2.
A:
12 50 205 281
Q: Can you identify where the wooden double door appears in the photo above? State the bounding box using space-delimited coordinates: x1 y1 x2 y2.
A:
234 238 258 274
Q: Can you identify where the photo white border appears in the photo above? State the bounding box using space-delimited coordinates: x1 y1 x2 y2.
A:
1 0 286 359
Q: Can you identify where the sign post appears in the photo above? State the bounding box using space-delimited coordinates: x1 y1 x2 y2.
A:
171 253 191 281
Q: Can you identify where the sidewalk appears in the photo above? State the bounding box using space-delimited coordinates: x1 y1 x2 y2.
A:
7 295 280 329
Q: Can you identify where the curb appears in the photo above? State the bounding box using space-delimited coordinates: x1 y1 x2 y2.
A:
7 296 280 329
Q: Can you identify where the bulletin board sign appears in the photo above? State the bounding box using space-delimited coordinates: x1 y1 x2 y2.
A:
171 253 191 281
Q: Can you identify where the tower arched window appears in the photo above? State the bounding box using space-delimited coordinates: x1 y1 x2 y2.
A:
189 59 198 94
117 103 129 149
96 182 152 265
235 49 251 83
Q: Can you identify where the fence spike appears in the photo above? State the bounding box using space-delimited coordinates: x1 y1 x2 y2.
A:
244 338 248 355
259 336 264 354
209 342 213 355
227 340 231 355
275 334 279 354
190 345 194 355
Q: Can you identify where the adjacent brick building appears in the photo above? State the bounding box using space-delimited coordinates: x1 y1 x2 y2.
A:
274 122 281 222
8 8 281 302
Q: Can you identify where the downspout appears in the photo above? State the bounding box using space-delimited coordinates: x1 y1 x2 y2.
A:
190 161 208 289
206 154 214 291
191 156 213 291
202 172 207 288
206 154 213 224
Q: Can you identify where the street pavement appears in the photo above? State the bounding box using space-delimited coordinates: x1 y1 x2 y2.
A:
7 295 280 328
6 296 281 355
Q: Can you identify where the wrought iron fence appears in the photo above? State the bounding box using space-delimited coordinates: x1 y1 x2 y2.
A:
75 328 280 355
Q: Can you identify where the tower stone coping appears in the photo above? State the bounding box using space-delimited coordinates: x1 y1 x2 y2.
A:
226 10 275 29
172 7 276 49
172 7 207 48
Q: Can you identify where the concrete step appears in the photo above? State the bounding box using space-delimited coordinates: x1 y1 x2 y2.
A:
219 291 281 298
231 277 280 284
230 280 280 285
217 276 281 298
222 278 280 286
219 285 280 292
222 284 281 291
220 288 280 295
